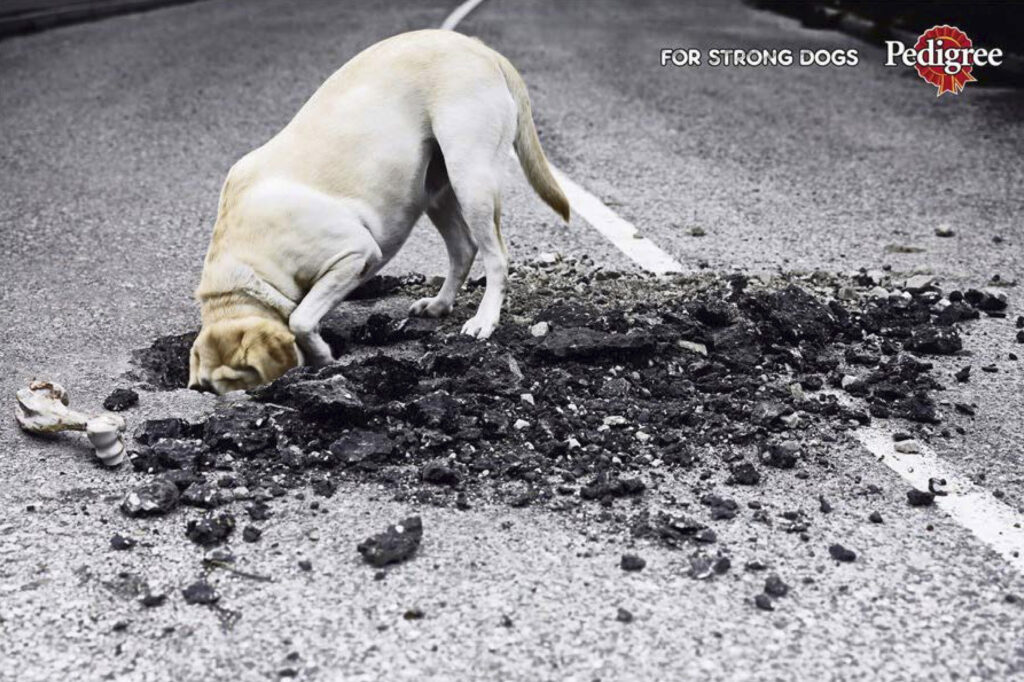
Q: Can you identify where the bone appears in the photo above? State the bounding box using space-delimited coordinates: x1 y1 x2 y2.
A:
15 381 127 467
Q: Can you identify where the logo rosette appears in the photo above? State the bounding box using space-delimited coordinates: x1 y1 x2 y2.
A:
913 25 976 96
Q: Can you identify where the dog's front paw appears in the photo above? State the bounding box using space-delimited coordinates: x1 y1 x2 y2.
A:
409 296 453 318
461 314 497 340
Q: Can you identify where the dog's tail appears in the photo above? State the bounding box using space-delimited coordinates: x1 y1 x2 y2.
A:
495 54 570 223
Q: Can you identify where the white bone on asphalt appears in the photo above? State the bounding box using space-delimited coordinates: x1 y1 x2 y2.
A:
85 414 127 467
15 381 126 467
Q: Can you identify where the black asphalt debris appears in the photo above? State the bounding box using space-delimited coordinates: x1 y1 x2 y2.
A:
828 544 857 562
907 489 936 507
140 592 167 608
182 580 219 605
620 554 646 571
764 574 790 598
121 478 179 517
357 516 423 567
186 512 236 546
124 265 1004 606
103 388 139 412
110 534 135 551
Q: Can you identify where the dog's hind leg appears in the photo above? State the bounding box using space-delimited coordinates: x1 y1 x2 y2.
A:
431 97 515 339
409 184 477 318
448 163 505 340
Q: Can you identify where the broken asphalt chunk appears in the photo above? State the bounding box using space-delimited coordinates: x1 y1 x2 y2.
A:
357 516 423 567
828 544 857 562
121 478 179 517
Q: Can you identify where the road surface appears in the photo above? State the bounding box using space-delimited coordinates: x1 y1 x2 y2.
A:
1 0 1022 679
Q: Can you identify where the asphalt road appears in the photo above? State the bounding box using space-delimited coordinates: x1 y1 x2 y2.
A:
1 0 1022 680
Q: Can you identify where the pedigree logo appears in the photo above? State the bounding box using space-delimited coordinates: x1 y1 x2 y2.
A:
885 25 1003 96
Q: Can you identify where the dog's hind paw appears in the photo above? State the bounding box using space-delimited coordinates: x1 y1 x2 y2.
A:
409 296 453 318
461 315 497 340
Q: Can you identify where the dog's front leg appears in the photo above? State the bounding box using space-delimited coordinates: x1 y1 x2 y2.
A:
290 244 382 366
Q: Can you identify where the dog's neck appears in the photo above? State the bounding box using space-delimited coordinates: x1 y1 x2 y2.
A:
196 255 298 324
199 291 285 325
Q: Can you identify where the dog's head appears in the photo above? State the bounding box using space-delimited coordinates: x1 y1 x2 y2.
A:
188 317 299 394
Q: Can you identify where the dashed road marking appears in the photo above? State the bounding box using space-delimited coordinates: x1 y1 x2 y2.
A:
550 168 683 275
441 0 1023 573
440 0 488 31
856 429 1024 573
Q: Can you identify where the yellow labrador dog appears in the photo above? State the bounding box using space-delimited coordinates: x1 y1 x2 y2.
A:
189 29 569 394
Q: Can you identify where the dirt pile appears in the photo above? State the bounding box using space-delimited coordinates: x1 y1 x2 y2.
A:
124 261 1003 598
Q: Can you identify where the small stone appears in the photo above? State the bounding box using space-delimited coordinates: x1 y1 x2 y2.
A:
616 607 634 623
955 366 971 383
905 326 962 355
695 528 717 544
247 501 272 521
110 534 135 551
868 511 884 524
530 321 550 337
678 340 708 356
620 554 646 572
204 547 235 564
955 403 976 416
728 463 761 486
907 489 935 507
420 461 461 487
894 440 921 454
754 594 774 611
403 607 425 620
103 388 139 412
690 226 706 237
140 592 167 608
298 560 312 572
182 580 219 605
357 516 423 567
828 544 856 562
934 225 955 238
764 574 789 598
536 252 558 265
903 274 936 292
121 478 179 517
185 512 235 546
818 496 833 514
242 525 262 543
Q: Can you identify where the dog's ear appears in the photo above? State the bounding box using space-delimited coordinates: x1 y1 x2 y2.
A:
241 321 300 384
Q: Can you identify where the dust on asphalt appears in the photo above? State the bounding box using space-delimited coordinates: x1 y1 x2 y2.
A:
118 257 1009 613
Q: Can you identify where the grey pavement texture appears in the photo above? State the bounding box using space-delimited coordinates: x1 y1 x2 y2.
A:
1 0 1023 680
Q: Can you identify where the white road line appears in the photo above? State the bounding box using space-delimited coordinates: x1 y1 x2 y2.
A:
857 428 1024 573
441 0 1024 572
442 0 684 275
550 168 683 275
440 0 488 31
